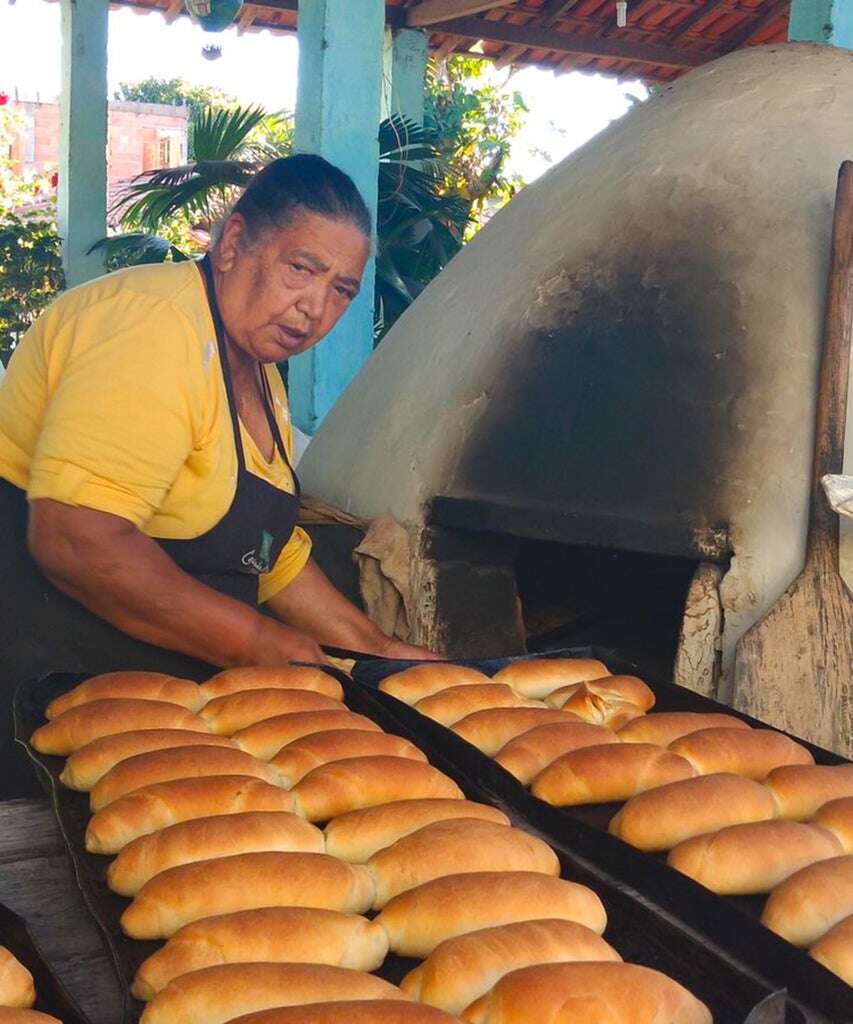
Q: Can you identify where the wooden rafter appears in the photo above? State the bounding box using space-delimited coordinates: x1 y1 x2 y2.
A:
670 0 732 40
493 43 528 69
722 0 788 49
162 0 184 23
539 0 584 27
431 14 709 68
406 0 518 27
236 4 257 34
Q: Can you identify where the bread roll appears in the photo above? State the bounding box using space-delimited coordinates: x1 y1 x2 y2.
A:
199 666 343 702
809 914 853 986
544 674 655 713
47 671 203 719
0 949 34 1009
813 796 853 852
766 764 853 821
544 687 644 730
31 699 209 756
495 723 620 785
271 730 427 787
761 855 853 946
292 756 463 822
461 962 711 1024
200 689 342 735
86 776 296 854
234 711 381 761
452 708 579 756
375 872 607 957
132 908 388 999
224 1003 458 1024
608 773 777 851
415 685 542 727
138 963 405 1024
90 745 280 811
325 799 511 863
617 712 749 746
670 727 814 780
0 1012 61 1024
378 664 492 705
123 851 374 939
492 658 610 700
107 810 323 896
61 729 236 791
401 919 621 1014
532 743 694 807
667 820 843 894
368 819 559 908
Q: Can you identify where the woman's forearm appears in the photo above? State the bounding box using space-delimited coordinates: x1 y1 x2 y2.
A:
28 499 322 668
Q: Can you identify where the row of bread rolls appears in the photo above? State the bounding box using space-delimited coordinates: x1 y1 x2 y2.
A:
0 948 60 1024
32 666 712 1023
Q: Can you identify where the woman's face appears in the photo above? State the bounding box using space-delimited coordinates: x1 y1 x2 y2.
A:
213 209 370 363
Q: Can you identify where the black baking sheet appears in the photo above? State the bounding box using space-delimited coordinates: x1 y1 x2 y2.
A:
351 648 853 1024
0 901 91 1024
14 668 786 1024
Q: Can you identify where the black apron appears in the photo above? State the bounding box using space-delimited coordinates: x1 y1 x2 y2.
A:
0 255 301 795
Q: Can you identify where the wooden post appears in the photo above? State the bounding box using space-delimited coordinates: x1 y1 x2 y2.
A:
290 0 385 435
58 0 108 289
789 0 853 47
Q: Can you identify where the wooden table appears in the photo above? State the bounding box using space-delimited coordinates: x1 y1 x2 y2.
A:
0 797 123 1022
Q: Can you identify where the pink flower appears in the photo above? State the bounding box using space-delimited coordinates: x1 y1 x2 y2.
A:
0 94 9 106
50 172 58 188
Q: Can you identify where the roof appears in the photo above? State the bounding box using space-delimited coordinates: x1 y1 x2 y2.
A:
105 0 791 84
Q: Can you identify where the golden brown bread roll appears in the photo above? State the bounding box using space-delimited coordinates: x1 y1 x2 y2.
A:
667 820 843 894
325 799 511 862
415 685 542 727
532 743 694 807
234 710 381 760
122 851 374 938
292 756 463 822
0 948 34 1009
608 773 777 851
107 810 323 896
451 708 580 756
138 963 405 1024
224 1003 458 1024
86 776 296 854
761 855 853 946
367 819 560 908
495 722 620 786
461 962 711 1024
492 658 611 700
90 745 281 811
199 665 343 702
401 919 621 1015
375 872 607 957
669 727 814 780
809 914 853 985
47 671 203 719
61 729 236 791
132 908 388 999
31 699 209 756
766 764 853 821
813 796 853 852
270 730 427 786
200 689 342 735
544 674 655 714
0 1012 62 1024
378 664 492 705
617 712 749 746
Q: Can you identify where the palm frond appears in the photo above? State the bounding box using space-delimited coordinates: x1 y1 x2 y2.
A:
88 232 188 267
191 105 268 162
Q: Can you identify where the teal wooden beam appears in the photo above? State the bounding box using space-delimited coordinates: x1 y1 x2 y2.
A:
789 0 853 47
390 28 428 125
290 0 385 434
58 0 108 288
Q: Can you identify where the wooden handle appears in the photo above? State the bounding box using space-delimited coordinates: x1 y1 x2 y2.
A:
807 160 853 564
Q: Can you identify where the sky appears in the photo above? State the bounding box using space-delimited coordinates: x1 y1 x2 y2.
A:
0 0 647 183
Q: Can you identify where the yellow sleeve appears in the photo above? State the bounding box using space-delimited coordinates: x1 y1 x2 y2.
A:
258 526 312 603
27 294 207 527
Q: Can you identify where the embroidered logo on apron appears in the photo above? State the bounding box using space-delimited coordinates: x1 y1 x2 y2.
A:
241 529 275 573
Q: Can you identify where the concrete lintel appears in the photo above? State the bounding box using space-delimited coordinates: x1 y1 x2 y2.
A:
789 0 853 47
58 0 108 289
390 27 428 126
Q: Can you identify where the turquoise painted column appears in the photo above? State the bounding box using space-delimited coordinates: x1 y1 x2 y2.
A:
290 0 386 435
390 28 428 125
789 0 853 47
58 0 108 288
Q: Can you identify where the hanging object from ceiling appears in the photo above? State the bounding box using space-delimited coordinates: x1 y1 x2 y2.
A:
185 0 243 33
616 0 627 27
201 44 223 60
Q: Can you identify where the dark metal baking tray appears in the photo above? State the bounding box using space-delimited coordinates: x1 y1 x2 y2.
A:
351 648 853 1023
14 668 786 1024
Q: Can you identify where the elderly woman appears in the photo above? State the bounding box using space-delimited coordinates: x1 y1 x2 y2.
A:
0 155 433 789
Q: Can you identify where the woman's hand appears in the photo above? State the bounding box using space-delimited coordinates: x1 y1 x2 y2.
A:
374 637 443 662
250 616 327 666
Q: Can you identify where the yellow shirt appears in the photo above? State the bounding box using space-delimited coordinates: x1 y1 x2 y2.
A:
0 260 311 603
